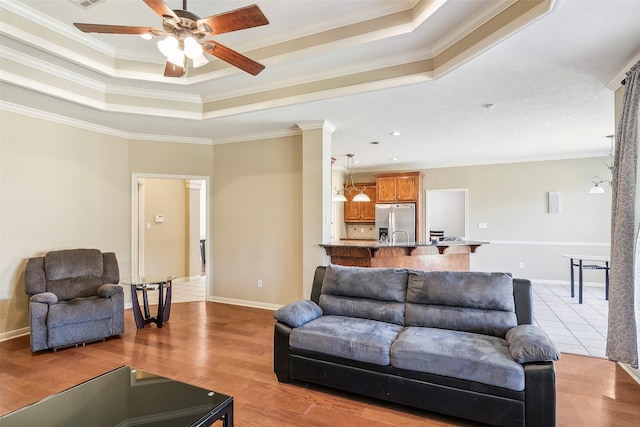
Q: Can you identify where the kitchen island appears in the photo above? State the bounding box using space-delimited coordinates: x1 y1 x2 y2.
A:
320 240 487 271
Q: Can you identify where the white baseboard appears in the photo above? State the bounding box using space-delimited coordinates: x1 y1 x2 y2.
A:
619 362 640 385
0 327 30 342
530 279 606 288
209 296 282 311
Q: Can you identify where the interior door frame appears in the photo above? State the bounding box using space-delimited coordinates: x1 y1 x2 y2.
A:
426 188 469 239
131 173 211 300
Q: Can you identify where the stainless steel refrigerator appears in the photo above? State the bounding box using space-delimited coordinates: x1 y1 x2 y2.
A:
375 203 416 243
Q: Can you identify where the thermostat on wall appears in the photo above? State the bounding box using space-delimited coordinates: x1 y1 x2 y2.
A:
154 215 165 223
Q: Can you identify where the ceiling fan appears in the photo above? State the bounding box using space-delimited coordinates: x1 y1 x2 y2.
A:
73 0 269 78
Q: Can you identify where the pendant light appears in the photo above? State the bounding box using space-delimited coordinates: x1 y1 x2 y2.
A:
333 154 371 202
589 135 614 194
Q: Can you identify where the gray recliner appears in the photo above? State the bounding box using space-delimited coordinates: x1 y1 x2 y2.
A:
25 248 124 352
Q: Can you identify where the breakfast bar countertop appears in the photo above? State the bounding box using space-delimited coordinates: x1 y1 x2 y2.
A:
323 239 488 250
320 240 487 270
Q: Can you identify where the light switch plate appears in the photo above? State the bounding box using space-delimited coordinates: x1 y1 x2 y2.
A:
548 192 560 214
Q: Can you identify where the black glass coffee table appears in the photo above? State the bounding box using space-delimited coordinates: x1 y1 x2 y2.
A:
0 366 233 426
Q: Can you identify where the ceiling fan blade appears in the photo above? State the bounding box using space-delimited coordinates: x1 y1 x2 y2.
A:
74 23 162 35
197 4 269 36
164 61 184 78
202 41 265 76
143 0 178 20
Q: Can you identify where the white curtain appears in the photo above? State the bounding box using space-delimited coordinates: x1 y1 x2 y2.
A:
607 61 640 368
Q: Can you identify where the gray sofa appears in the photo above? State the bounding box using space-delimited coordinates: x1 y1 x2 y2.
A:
25 248 124 352
274 264 559 427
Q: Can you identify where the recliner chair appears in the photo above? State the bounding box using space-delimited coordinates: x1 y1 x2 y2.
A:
25 248 124 352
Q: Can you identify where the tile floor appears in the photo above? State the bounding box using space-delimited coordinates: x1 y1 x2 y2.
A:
532 282 608 358
171 276 206 303
170 276 609 359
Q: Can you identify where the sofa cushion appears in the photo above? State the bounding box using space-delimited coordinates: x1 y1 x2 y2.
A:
390 327 525 391
405 271 517 337
290 315 403 365
506 325 561 363
319 264 407 325
47 297 113 328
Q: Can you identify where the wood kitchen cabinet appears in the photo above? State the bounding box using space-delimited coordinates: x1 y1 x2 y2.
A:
344 183 376 222
375 172 423 202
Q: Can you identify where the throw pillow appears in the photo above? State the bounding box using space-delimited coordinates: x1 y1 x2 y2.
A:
506 324 560 363
274 299 323 328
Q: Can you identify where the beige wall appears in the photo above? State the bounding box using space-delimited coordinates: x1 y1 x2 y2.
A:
141 178 187 277
0 110 130 336
0 111 216 337
211 136 303 306
422 158 612 282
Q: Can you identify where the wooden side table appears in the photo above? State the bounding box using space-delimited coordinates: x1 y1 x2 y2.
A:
121 276 176 328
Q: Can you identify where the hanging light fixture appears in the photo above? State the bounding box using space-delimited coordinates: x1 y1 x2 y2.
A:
333 154 371 202
589 135 615 194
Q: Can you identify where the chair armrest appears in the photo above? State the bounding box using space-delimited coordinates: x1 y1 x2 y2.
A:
97 284 123 298
506 324 560 363
30 292 58 305
274 299 323 328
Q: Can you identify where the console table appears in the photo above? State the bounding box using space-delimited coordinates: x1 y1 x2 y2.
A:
563 254 610 304
122 276 176 328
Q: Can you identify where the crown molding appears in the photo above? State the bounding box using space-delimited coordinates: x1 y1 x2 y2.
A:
297 120 337 133
212 128 302 145
0 0 116 56
0 101 213 145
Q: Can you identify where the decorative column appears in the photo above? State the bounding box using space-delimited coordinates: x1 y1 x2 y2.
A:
297 120 335 298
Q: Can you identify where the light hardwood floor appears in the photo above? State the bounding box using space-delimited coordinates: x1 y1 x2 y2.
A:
1 302 639 426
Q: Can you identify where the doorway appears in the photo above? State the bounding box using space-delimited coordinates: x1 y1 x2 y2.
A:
426 189 468 240
131 173 210 302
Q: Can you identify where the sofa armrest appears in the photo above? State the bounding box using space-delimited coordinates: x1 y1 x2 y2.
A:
525 362 556 426
506 324 560 363
30 292 58 305
274 322 293 382
97 284 123 298
274 299 323 328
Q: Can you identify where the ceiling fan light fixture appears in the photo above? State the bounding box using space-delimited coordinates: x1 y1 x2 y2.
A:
191 53 209 68
139 32 153 40
157 36 178 58
184 37 203 59
167 49 185 67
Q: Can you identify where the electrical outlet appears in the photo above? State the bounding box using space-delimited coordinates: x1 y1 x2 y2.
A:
519 262 525 269
257 279 263 288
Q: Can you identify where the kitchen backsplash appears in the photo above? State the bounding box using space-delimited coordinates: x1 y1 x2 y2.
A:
346 224 376 240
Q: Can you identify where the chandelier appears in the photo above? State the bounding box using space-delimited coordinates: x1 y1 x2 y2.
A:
589 135 615 194
333 154 371 202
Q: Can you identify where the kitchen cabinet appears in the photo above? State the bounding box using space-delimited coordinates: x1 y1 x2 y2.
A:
344 183 376 222
375 172 423 202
